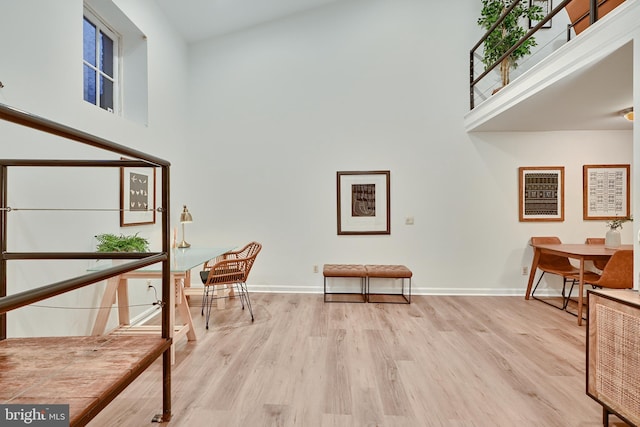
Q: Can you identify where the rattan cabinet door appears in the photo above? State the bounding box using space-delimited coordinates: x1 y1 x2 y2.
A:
587 290 640 427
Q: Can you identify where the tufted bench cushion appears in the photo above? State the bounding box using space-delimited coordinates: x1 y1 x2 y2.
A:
323 264 367 277
364 264 413 279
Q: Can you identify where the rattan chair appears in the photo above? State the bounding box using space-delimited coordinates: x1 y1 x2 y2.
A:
199 241 262 329
530 236 580 310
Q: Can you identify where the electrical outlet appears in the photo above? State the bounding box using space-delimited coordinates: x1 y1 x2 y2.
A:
313 265 319 273
521 266 528 276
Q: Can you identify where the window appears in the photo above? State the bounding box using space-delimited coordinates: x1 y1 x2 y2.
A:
83 9 119 113
83 0 148 124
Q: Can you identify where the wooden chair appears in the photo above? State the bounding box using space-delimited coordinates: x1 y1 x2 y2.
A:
585 237 608 271
199 241 262 329
568 249 633 290
530 236 581 310
564 249 633 314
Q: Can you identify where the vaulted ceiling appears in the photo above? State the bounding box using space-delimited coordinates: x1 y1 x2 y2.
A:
154 0 340 43
154 0 634 132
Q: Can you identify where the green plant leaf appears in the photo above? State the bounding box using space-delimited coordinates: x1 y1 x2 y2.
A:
95 233 149 252
478 0 544 85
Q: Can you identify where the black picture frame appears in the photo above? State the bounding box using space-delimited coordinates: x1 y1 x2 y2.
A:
120 161 156 226
529 0 552 29
337 170 390 235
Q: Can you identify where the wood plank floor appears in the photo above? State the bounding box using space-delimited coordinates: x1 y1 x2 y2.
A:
88 294 629 427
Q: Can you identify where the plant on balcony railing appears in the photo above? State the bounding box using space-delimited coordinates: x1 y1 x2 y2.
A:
477 0 544 90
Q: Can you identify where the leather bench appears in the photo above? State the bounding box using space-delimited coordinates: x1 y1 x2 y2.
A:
365 264 412 304
323 264 367 302
322 264 412 304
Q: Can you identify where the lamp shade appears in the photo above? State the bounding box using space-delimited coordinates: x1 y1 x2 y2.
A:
180 205 193 223
621 107 634 122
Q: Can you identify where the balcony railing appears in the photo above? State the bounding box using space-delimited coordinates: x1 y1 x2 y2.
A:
470 0 617 109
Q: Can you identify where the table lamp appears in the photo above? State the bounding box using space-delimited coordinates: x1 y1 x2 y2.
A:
178 205 193 248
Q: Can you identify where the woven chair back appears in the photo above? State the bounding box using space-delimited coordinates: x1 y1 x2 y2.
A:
202 242 262 286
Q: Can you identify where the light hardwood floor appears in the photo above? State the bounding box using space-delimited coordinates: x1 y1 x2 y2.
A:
88 294 628 427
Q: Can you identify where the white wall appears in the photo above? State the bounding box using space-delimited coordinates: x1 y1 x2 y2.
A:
634 36 640 287
183 0 633 295
0 0 189 336
0 0 634 336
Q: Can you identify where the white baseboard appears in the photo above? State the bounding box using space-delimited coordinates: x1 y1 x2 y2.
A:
245 283 530 296
185 281 552 297
130 305 161 325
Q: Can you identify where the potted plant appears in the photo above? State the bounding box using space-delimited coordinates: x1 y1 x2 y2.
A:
604 216 633 249
95 233 150 252
477 0 544 90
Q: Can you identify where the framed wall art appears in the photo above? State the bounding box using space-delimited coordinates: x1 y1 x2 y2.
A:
529 0 552 28
519 166 564 222
337 170 390 235
583 164 630 220
120 161 156 226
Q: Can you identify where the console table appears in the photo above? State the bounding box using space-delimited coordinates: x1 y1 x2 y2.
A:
89 247 234 363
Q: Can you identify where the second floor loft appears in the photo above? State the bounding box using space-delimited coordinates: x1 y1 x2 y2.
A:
466 0 637 132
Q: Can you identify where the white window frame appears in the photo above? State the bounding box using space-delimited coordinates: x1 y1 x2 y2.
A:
83 6 121 114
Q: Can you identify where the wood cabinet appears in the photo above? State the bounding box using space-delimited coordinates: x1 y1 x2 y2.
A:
587 289 640 427
565 0 625 35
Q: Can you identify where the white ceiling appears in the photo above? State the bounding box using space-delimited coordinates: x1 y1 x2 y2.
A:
154 0 341 43
154 0 634 132
470 42 634 131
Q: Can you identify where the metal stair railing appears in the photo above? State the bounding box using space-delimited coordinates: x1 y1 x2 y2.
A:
0 101 174 422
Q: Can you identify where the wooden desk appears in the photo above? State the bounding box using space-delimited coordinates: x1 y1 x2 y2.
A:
90 247 234 362
525 243 633 326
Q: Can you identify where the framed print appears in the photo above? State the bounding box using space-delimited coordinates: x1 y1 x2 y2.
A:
583 164 630 220
519 166 564 222
120 161 156 226
529 0 552 29
337 170 390 235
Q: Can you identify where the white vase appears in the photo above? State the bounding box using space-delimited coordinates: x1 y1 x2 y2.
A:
605 228 621 249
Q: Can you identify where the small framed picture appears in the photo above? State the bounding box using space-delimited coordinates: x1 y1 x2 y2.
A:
529 0 552 29
120 162 156 226
519 166 564 222
583 164 630 220
337 170 390 235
